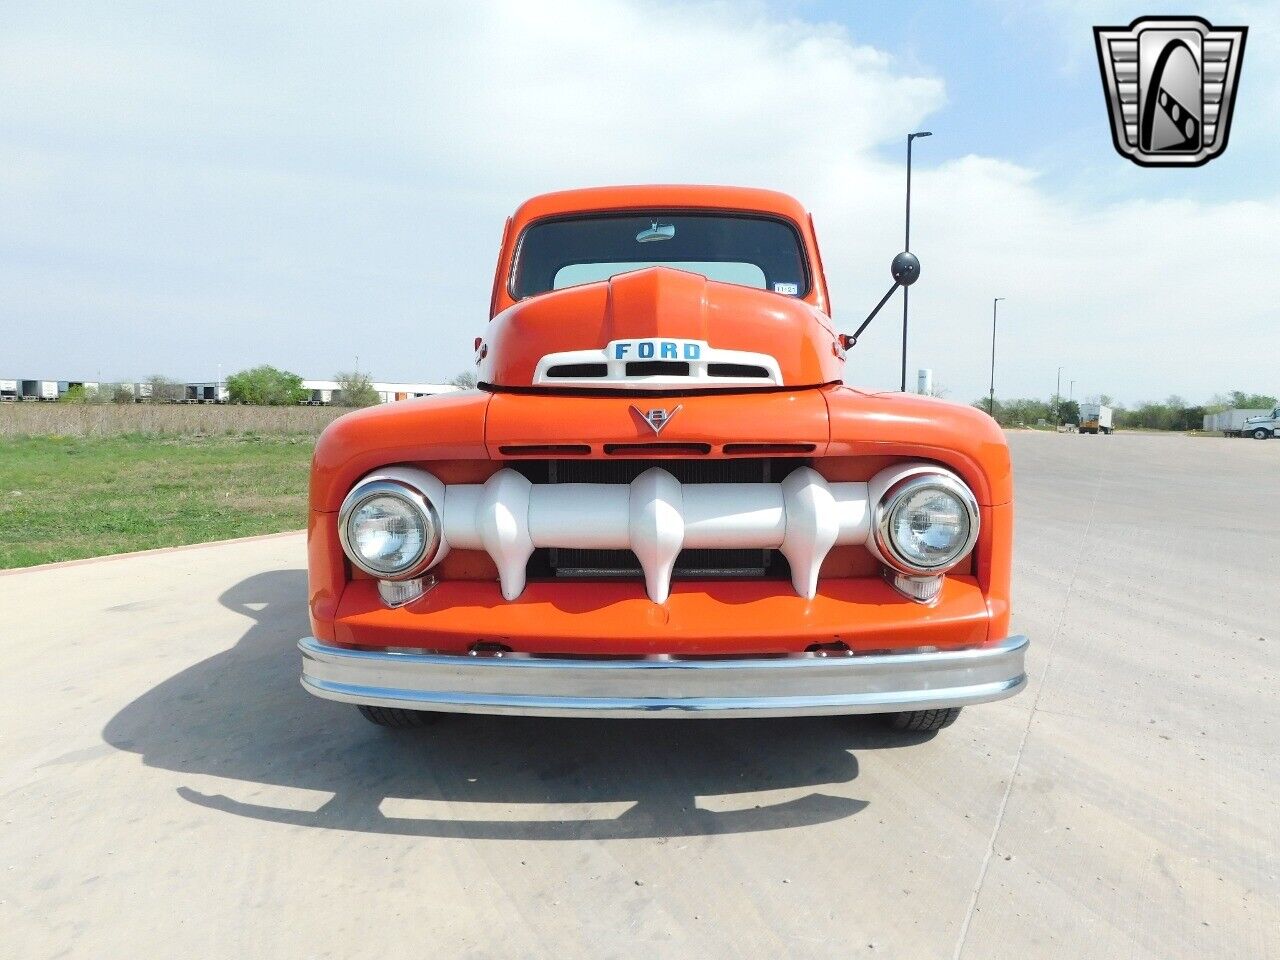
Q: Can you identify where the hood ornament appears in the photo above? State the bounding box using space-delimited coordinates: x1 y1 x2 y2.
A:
632 404 682 435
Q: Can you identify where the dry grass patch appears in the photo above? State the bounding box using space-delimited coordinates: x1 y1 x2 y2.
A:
0 403 346 437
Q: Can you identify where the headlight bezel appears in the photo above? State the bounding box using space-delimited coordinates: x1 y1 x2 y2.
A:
337 478 441 580
873 472 980 576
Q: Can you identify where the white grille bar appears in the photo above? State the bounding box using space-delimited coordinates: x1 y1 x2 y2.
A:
359 463 950 603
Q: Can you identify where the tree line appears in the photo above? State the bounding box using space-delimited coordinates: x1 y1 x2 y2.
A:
973 390 1276 431
58 367 479 406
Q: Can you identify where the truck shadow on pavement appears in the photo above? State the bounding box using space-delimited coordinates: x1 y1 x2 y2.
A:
103 569 939 840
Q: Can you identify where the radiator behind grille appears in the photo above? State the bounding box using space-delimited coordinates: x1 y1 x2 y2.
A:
550 547 773 578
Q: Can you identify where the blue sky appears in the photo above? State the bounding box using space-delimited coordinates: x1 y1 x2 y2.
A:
1 1 1275 404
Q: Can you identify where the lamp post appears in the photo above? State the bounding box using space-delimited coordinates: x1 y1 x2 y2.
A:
901 130 932 392
988 297 1005 417
1055 366 1063 423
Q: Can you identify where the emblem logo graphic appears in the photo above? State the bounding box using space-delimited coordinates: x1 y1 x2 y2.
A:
632 404 682 435
1094 16 1247 167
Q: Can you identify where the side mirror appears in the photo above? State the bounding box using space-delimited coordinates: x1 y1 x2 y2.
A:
840 252 922 349
890 251 921 286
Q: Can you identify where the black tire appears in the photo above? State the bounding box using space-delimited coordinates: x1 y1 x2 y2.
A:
357 704 437 728
884 707 962 732
1252 428 1270 440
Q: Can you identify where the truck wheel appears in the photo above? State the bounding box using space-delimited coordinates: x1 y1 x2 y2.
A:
1252 428 1270 440
357 704 437 728
884 707 961 732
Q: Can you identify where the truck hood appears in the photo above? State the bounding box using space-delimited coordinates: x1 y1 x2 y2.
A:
476 266 843 391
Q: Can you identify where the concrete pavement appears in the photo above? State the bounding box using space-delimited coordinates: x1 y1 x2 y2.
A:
2 432 1276 959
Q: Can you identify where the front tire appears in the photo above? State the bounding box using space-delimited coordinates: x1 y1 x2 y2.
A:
357 704 437 728
1252 428 1270 440
884 707 962 732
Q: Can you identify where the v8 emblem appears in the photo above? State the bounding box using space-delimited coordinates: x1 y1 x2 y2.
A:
631 404 682 435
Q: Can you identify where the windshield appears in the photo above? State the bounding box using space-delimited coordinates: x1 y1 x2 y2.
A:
510 213 809 299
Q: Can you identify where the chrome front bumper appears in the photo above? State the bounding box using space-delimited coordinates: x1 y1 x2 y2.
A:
298 635 1029 719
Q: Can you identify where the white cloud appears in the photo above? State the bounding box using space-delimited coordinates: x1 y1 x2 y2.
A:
0 0 1274 404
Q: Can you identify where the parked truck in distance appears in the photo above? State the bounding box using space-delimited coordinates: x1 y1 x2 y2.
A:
1237 406 1280 440
1079 403 1113 434
1204 407 1278 438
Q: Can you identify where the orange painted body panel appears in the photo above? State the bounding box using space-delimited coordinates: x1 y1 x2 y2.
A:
822 386 1013 506
484 388 830 456
310 390 491 513
978 502 1014 640
307 508 342 643
306 186 1017 659
330 576 990 656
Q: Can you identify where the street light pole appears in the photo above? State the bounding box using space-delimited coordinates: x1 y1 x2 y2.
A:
901 130 932 392
989 297 1005 417
1055 366 1063 423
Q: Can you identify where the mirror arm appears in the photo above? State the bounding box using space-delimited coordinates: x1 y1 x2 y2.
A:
844 280 901 348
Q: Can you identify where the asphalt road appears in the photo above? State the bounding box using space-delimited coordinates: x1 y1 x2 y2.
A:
3 432 1277 959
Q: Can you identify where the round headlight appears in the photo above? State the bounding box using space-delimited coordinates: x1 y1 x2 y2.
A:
338 479 440 579
874 474 979 574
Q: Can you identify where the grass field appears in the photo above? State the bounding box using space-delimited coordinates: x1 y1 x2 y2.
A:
0 432 317 569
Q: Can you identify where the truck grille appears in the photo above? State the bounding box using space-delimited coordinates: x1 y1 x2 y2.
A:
514 458 804 581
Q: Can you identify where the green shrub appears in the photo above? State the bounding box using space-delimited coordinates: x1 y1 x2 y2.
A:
226 365 307 406
333 371 380 407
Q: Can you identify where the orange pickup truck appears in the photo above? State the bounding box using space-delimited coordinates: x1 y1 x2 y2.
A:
300 185 1027 732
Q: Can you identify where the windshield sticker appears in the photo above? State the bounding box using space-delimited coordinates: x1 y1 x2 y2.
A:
773 282 799 295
